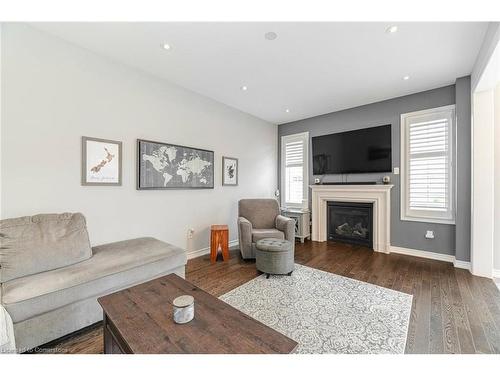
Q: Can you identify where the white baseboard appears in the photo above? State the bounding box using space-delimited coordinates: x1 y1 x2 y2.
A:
493 269 500 279
390 246 472 270
453 259 472 271
390 246 455 263
187 240 239 260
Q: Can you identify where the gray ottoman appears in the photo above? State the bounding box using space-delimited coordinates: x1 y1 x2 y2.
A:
255 238 294 278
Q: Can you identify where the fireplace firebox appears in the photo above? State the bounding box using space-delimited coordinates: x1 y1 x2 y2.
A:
327 201 373 248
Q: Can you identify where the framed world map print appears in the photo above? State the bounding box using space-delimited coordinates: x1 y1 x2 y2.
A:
82 136 122 186
222 156 238 186
137 139 214 189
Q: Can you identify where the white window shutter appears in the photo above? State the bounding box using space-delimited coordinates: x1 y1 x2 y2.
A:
408 119 449 210
281 132 309 209
401 106 455 224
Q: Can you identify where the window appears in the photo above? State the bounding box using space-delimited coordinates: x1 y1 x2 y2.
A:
281 132 309 209
400 105 455 224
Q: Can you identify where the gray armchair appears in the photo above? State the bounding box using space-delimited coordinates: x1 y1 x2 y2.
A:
237 199 295 259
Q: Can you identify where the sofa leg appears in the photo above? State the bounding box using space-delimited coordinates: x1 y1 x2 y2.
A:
287 271 293 276
266 273 270 279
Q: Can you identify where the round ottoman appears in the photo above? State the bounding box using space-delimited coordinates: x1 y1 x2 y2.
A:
255 238 294 278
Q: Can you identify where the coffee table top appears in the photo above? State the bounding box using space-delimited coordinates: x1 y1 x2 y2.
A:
98 274 297 354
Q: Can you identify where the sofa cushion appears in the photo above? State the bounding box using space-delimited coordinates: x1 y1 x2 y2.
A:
1 237 187 323
252 229 285 243
238 199 280 229
0 213 92 283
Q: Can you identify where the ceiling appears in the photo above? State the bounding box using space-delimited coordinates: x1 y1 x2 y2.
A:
31 22 488 124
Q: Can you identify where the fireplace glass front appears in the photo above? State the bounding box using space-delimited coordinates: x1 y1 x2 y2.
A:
327 201 373 248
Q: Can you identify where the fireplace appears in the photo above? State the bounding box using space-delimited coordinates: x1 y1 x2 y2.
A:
327 201 373 248
310 185 393 252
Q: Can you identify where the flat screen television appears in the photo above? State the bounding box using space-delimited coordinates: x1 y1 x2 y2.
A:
312 124 392 175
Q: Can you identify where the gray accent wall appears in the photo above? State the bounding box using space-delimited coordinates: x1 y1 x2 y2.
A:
278 84 472 257
455 76 472 262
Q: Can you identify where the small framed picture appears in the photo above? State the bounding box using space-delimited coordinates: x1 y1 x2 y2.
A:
222 156 238 186
82 136 122 186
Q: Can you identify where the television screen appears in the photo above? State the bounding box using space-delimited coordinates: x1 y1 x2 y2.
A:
312 124 392 174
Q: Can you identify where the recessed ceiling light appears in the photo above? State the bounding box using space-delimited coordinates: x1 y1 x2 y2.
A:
240 85 248 91
264 32 278 41
386 25 398 34
162 43 171 50
285 109 290 113
403 75 410 80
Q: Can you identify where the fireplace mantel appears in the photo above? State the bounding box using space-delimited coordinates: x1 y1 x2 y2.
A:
310 184 393 253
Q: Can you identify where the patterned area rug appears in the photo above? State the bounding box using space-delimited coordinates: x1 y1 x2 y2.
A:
220 264 412 354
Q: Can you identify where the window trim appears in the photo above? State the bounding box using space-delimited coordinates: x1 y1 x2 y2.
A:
280 132 309 209
400 105 456 225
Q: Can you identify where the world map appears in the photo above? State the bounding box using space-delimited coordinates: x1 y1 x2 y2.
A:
140 142 214 188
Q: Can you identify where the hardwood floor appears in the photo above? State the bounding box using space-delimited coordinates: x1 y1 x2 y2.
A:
38 241 500 354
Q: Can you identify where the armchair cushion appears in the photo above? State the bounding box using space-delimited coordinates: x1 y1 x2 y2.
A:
238 199 280 229
252 229 285 243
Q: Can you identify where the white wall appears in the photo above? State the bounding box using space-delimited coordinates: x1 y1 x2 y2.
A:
472 22 500 91
471 89 495 278
0 24 3 219
495 83 500 271
1 24 277 254
472 26 500 277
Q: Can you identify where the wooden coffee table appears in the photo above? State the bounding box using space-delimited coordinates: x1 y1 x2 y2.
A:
98 274 298 354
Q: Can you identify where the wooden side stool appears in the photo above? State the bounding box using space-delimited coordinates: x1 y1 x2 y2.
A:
210 224 229 263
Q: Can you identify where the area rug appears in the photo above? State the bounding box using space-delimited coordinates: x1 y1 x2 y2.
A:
220 264 412 354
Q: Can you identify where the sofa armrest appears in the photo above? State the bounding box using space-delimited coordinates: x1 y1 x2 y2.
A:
238 217 253 259
276 215 295 242
0 304 16 352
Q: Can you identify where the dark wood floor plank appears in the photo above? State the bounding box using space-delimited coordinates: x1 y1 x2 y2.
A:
477 277 500 330
391 255 411 292
466 274 500 352
477 278 500 352
429 262 444 354
447 269 476 353
336 245 366 277
438 261 460 354
35 241 500 354
366 253 391 286
454 270 492 354
354 250 384 283
404 260 423 354
383 256 404 290
412 260 432 353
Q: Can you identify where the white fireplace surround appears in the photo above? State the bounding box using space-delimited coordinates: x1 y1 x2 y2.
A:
310 184 394 253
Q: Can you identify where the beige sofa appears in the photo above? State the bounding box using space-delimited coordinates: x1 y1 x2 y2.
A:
0 213 187 352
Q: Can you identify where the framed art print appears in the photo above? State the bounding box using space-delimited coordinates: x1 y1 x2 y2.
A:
222 156 238 186
82 137 122 186
137 139 214 189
